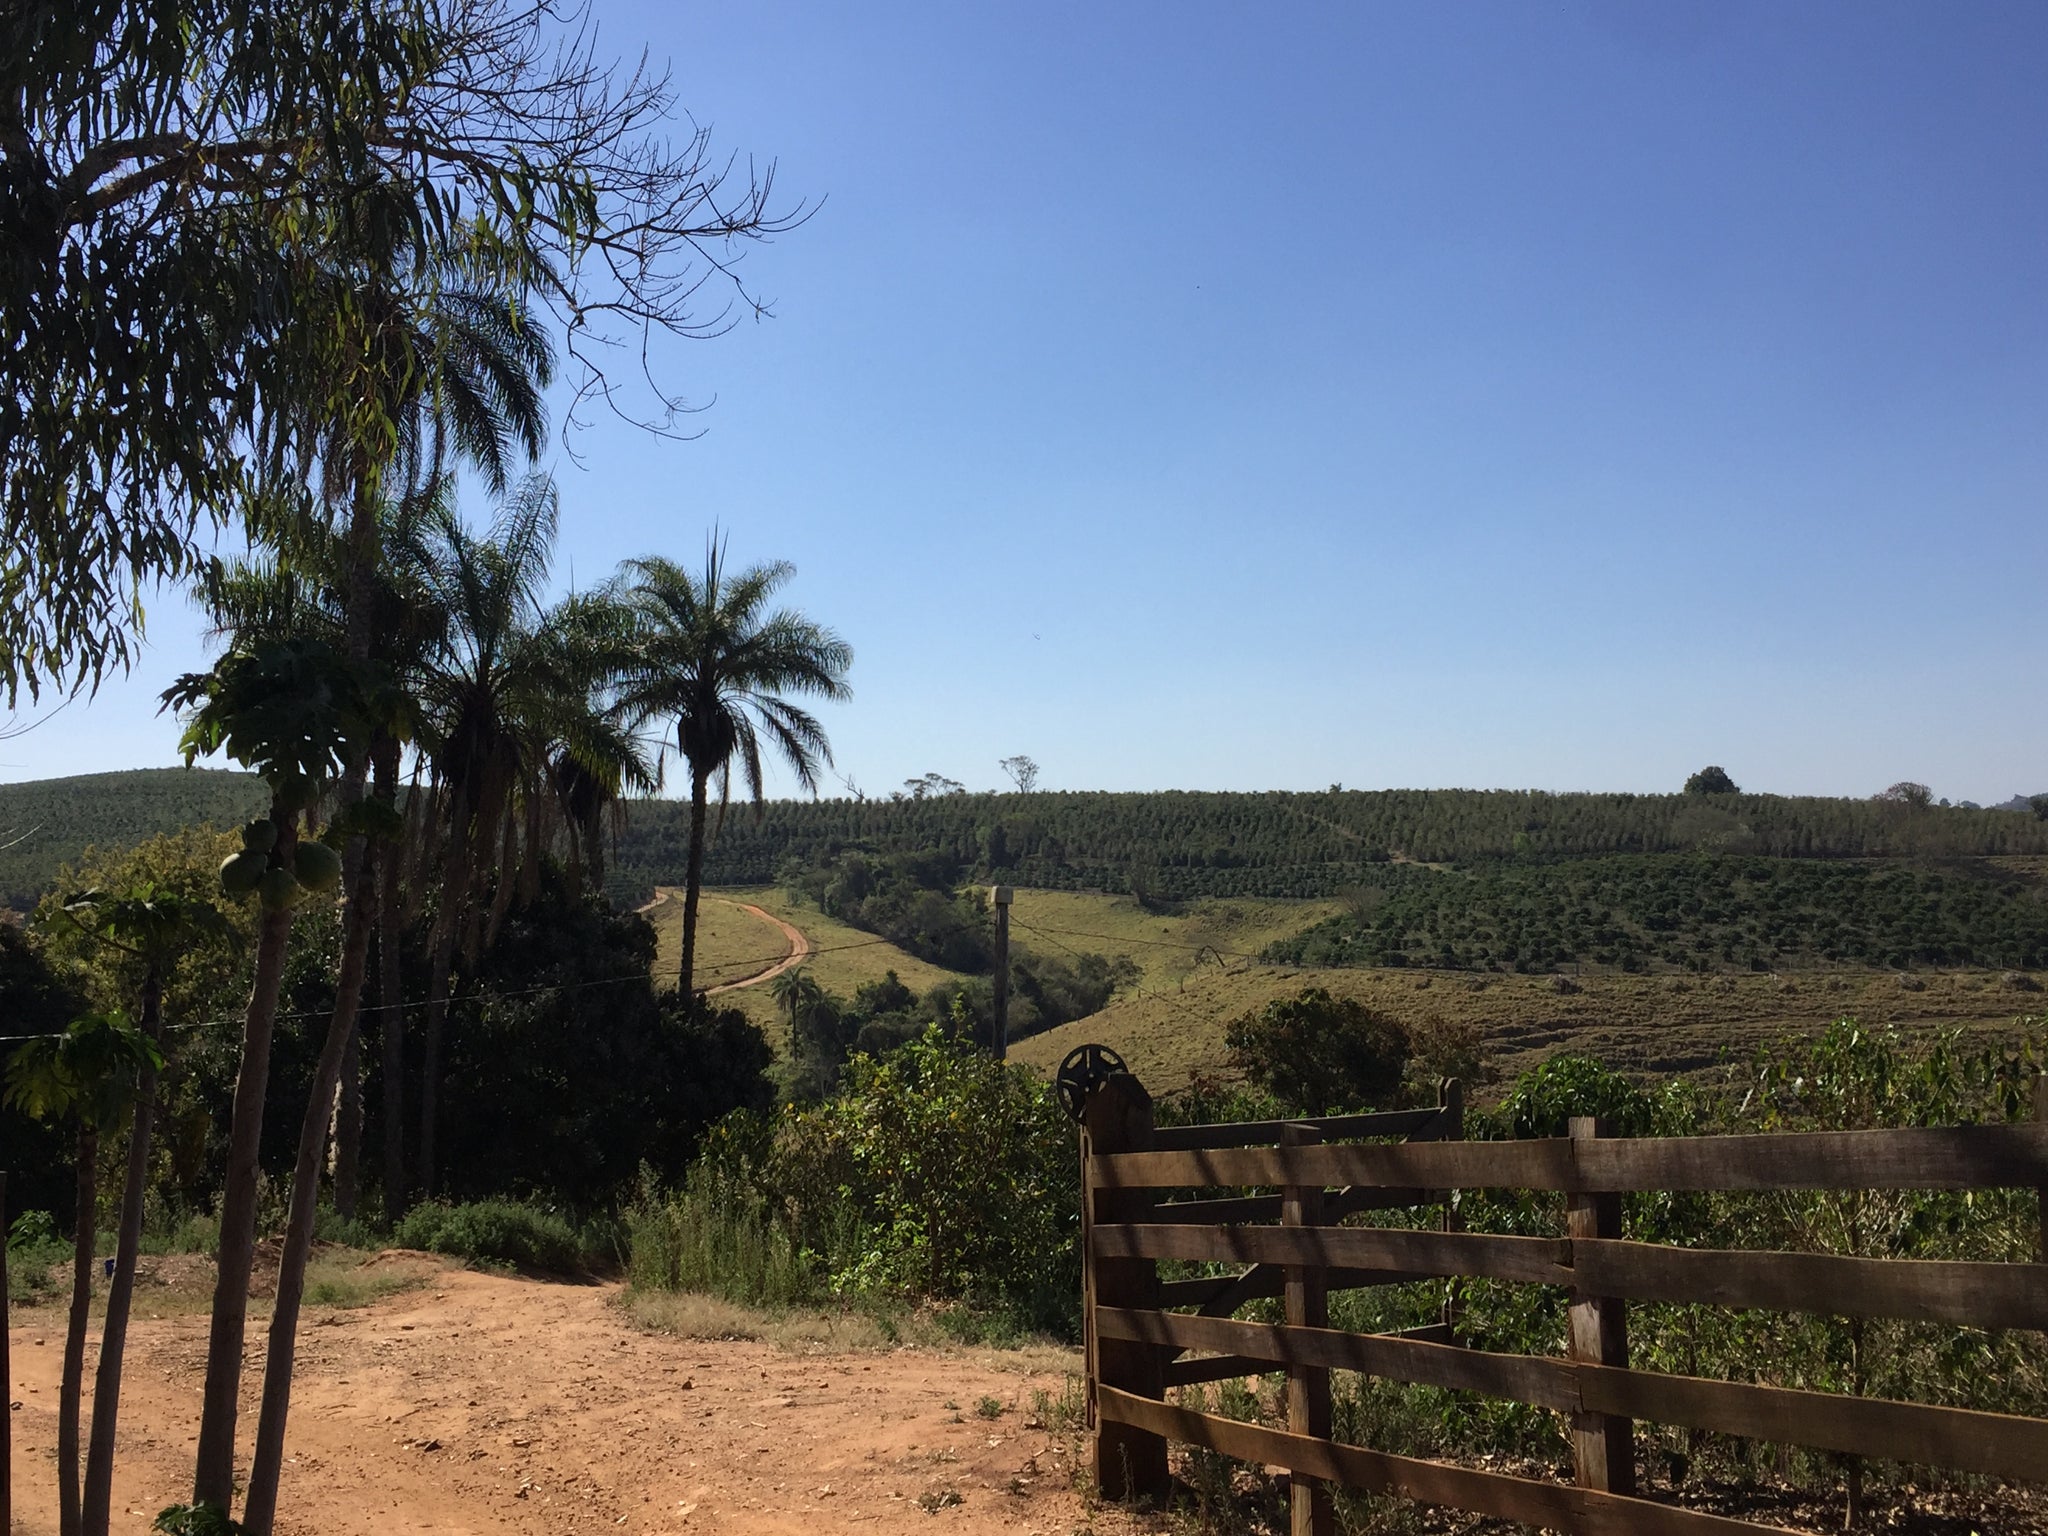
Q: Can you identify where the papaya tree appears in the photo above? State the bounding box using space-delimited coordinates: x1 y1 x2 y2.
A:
161 635 399 1519
4 1011 162 1536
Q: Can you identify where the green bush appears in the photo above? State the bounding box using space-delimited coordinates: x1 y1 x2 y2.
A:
392 1199 584 1272
762 1026 1080 1334
1224 986 1409 1114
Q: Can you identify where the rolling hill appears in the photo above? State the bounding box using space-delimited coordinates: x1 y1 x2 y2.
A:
0 767 266 910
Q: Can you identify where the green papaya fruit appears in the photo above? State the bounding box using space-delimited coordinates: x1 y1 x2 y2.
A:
292 840 343 893
219 849 268 897
257 867 302 911
240 818 278 853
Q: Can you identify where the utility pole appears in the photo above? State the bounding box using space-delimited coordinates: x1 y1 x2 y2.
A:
990 886 1013 1058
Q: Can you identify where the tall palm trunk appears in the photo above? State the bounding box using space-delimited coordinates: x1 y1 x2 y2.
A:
417 830 473 1199
680 760 709 996
241 850 375 1534
192 808 298 1512
244 475 384 1531
57 1124 97 1536
376 740 407 1216
79 970 162 1536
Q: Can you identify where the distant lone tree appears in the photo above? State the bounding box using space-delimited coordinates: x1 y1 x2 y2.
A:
1683 766 1739 795
998 755 1040 793
1876 781 1935 812
1225 986 1410 1116
2030 794 2048 822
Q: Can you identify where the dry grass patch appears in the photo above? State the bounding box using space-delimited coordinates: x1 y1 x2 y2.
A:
645 888 794 992
303 1248 446 1309
619 1288 1085 1369
619 1288 898 1350
1015 962 2045 1100
659 885 967 1042
1007 888 1341 990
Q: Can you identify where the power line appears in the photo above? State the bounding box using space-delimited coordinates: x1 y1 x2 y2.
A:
0 922 901 1044
1008 917 1272 967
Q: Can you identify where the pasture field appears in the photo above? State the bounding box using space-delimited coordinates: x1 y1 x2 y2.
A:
643 887 797 992
1012 958 2048 1098
1004 887 1344 986
650 884 965 1041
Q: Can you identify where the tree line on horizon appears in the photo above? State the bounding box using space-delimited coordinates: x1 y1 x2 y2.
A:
10 773 2048 918
599 782 2048 906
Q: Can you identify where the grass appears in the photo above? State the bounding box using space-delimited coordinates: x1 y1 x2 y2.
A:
302 1248 442 1308
619 1288 901 1350
1006 887 1343 991
652 884 967 1042
1013 960 2048 1097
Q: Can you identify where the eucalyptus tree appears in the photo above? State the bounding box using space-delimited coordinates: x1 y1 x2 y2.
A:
3 0 803 705
611 545 852 997
3 1011 162 1536
44 889 231 1536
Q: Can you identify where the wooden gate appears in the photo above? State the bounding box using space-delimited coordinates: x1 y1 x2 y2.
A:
1077 1069 2048 1535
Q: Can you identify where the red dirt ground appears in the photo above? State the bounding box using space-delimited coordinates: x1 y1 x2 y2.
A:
8 1264 1154 1536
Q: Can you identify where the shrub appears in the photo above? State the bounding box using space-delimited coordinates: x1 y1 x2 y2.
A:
1224 986 1409 1115
392 1199 583 1272
764 1026 1079 1332
1483 1053 1675 1140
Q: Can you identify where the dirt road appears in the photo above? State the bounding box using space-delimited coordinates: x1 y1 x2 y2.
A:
706 903 811 995
9 1265 1147 1536
638 889 814 995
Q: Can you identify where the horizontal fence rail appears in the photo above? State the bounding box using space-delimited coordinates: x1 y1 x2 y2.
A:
1076 1068 2048 1536
1093 1121 2048 1195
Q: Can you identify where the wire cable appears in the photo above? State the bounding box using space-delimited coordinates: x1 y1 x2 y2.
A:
0 912 902 1042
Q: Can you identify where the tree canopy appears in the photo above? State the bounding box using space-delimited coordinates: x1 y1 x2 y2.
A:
1 0 802 702
1684 765 1739 795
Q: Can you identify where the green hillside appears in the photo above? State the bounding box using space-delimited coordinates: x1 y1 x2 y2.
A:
10 772 2048 961
1267 852 2048 973
606 787 2048 908
0 767 266 910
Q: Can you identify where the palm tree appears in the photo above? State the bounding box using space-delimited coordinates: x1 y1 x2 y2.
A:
612 543 851 997
404 481 654 1195
211 262 551 1536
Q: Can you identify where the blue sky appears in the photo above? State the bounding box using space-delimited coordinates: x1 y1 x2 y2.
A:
7 1 2045 801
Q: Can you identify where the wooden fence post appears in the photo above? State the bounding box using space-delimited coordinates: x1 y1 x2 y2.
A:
2035 1074 2046 1265
1438 1080 1465 1339
1281 1123 1334 1536
1566 1116 1635 1496
1083 1073 1170 1504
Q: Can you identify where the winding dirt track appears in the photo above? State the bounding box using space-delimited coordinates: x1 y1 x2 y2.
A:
8 1265 1145 1536
636 889 813 994
707 903 811 995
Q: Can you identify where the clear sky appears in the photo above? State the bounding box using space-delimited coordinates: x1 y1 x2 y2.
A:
7 1 2045 802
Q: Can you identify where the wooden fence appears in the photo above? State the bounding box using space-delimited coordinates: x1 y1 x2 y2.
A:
1077 1070 2048 1536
